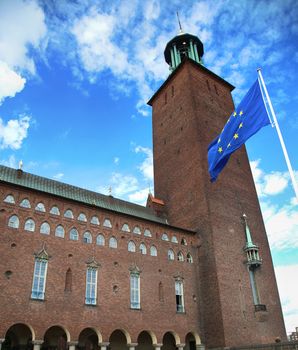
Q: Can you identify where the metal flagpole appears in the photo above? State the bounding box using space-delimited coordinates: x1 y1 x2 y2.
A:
257 68 298 202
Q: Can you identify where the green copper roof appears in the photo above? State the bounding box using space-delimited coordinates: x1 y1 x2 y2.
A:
0 165 168 225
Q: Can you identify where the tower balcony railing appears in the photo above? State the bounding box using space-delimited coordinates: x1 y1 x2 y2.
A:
254 304 267 312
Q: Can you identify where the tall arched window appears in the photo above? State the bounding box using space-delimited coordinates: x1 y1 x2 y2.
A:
20 198 31 208
24 218 35 232
128 241 136 252
150 245 157 256
177 251 184 262
4 194 15 204
50 206 60 215
55 225 65 238
70 228 79 240
109 236 117 248
168 249 175 261
40 222 50 235
83 231 92 244
139 243 147 255
35 202 46 212
8 215 19 228
96 234 105 246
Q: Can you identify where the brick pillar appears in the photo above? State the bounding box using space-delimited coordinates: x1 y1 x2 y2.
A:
0 339 5 350
32 340 43 350
99 342 110 350
68 341 78 350
127 343 138 350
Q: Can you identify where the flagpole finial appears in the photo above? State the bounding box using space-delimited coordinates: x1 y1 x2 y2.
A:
257 67 261 72
176 12 183 34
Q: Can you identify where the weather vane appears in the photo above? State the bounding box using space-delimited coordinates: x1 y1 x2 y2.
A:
176 11 183 33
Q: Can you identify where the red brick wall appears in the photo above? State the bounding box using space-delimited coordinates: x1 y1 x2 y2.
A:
0 183 201 345
150 60 286 348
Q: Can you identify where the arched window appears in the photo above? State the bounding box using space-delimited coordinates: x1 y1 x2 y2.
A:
65 268 72 292
83 231 92 243
70 228 79 240
40 222 50 235
150 245 157 256
50 206 60 215
186 253 193 263
177 251 184 262
121 223 130 232
139 243 147 255
162 233 169 241
4 194 15 204
24 218 35 232
181 238 187 245
96 234 105 246
103 218 112 228
109 236 117 248
8 215 19 228
20 198 31 208
91 216 100 225
55 225 65 238
171 236 178 243
133 226 141 235
168 249 174 261
128 240 136 252
78 213 87 222
144 228 152 237
64 209 74 219
35 202 46 212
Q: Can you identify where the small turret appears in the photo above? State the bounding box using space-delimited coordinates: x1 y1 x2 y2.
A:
164 32 204 71
242 213 262 268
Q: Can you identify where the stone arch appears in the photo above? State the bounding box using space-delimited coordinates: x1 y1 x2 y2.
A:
109 329 131 350
136 330 157 350
42 325 70 350
161 331 180 350
78 328 102 350
185 332 201 350
4 323 35 350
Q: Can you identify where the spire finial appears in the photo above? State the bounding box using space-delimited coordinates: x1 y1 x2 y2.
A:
176 12 183 33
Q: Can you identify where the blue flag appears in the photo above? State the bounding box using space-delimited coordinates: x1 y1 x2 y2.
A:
208 79 271 182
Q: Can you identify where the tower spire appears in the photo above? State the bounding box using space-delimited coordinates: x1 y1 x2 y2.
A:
176 12 183 33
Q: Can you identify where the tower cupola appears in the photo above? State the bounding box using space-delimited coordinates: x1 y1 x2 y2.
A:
242 214 262 268
164 32 204 71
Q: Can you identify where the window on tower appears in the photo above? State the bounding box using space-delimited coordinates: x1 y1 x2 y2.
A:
85 266 98 305
130 271 140 309
8 215 19 229
175 279 185 313
31 253 48 300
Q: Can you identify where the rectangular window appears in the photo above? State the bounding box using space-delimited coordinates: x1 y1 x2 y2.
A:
130 274 140 309
31 259 48 300
175 280 185 313
85 268 98 305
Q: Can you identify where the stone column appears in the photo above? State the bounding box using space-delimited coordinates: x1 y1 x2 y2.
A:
127 343 138 350
177 343 185 350
99 342 110 350
196 344 205 350
68 341 78 350
0 338 6 350
32 340 43 350
153 343 163 350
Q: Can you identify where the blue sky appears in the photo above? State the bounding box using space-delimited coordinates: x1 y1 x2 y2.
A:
0 0 297 335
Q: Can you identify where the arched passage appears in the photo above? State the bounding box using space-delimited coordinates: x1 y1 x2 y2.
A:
78 328 100 350
136 331 156 350
161 332 179 350
109 329 130 350
185 332 201 350
42 326 69 350
3 323 34 350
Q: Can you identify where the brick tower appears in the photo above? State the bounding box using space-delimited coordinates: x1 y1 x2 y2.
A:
148 31 286 348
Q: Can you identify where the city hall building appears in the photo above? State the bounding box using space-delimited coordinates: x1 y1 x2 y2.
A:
0 31 287 350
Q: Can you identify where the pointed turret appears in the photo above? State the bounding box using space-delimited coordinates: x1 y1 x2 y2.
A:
242 213 262 268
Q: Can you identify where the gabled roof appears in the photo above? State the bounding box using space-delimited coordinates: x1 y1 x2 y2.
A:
0 165 168 225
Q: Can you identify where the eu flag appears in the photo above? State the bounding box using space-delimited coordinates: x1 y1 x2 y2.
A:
208 79 271 182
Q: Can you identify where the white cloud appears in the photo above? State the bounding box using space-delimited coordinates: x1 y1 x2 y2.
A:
0 155 17 168
53 173 64 180
128 188 150 205
0 116 30 150
275 265 298 333
0 0 47 74
135 146 153 181
110 172 139 197
0 61 26 103
114 157 119 165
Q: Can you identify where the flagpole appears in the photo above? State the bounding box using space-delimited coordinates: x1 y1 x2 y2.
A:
257 68 298 202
